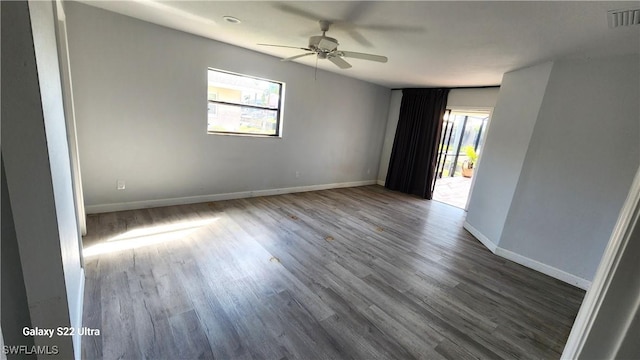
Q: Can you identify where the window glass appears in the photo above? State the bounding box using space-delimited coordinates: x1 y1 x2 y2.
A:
207 69 283 136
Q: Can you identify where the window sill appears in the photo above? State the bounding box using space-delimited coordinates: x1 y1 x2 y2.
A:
207 131 282 139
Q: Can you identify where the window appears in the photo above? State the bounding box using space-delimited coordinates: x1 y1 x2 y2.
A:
208 93 217 116
207 68 284 136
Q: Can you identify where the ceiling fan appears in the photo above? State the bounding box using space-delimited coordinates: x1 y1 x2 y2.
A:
258 20 388 69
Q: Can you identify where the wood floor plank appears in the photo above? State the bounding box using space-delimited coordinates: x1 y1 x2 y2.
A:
81 258 103 359
128 249 179 359
100 262 141 360
317 287 417 360
265 289 347 360
434 338 480 360
82 185 584 359
173 257 250 359
168 309 214 359
363 305 446 360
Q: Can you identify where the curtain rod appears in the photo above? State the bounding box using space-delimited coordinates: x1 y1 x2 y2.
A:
390 85 500 91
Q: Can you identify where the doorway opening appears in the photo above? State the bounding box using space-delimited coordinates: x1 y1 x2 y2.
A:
432 109 491 209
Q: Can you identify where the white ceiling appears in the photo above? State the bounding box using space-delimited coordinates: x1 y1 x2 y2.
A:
78 1 640 88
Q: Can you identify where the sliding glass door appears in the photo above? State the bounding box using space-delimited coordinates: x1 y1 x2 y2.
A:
432 109 490 208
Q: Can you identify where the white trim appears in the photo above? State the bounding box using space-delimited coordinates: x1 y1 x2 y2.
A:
562 166 640 358
54 0 86 236
464 220 591 290
445 105 496 113
495 247 591 290
376 180 385 186
86 180 377 214
463 221 497 253
73 268 85 360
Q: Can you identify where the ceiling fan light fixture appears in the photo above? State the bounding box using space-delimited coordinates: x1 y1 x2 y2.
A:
222 16 241 24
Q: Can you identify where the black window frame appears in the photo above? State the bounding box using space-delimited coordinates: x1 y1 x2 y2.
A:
207 68 284 137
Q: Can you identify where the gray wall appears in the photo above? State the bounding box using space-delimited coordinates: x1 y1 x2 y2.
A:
499 54 640 281
1 156 35 356
580 176 640 359
447 87 500 109
1 1 84 357
64 2 390 211
563 167 640 359
377 90 402 184
465 62 553 246
465 54 639 284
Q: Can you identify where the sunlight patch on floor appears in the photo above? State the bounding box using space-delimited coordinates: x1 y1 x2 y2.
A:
83 218 218 257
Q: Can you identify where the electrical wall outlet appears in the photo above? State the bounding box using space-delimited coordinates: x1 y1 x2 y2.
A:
116 179 126 190
295 171 300 178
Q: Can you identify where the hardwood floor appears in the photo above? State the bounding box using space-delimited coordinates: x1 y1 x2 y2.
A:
81 185 585 359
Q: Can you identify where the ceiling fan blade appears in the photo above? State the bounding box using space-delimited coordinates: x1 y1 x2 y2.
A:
258 43 312 51
346 29 373 48
328 56 352 69
339 51 388 63
282 53 316 62
343 2 371 24
273 3 323 22
357 24 425 33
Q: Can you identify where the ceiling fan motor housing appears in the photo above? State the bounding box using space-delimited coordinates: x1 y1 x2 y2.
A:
309 35 338 52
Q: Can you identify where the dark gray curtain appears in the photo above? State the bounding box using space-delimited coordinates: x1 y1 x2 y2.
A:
385 88 449 199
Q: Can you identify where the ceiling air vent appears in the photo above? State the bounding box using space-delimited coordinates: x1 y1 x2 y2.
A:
608 8 640 28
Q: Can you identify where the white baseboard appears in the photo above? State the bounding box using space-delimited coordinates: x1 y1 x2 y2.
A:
464 221 591 290
376 180 385 186
496 247 591 290
85 180 377 214
463 221 497 253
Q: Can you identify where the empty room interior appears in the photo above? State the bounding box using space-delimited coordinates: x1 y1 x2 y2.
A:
2 1 640 359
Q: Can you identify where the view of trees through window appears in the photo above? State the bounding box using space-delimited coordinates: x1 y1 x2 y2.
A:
207 69 283 136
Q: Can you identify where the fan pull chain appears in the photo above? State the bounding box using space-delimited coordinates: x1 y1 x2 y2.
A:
315 56 318 81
